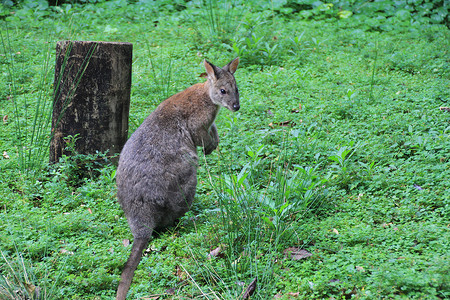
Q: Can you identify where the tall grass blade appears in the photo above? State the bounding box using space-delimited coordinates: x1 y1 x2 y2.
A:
369 41 378 103
1 23 23 170
1 8 96 176
1 33 97 175
187 0 245 43
146 44 174 102
0 244 66 300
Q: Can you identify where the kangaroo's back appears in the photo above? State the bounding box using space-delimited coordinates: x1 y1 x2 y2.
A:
115 58 240 300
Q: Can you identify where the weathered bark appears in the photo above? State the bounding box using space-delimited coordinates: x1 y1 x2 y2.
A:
50 40 132 164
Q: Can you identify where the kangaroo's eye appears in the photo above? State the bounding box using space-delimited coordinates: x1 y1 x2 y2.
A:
220 89 226 94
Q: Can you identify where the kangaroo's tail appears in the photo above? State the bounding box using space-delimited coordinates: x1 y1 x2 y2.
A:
116 237 150 300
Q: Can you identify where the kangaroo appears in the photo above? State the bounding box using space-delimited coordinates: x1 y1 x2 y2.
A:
115 58 240 299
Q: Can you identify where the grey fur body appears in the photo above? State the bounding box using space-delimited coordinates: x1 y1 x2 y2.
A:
115 58 240 299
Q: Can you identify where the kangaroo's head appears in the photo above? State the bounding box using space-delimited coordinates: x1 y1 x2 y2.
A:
204 58 240 112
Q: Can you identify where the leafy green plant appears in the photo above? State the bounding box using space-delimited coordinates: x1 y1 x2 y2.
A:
261 42 279 64
270 0 449 26
328 141 366 189
224 12 284 66
260 163 328 236
346 0 450 27
229 32 281 65
193 135 329 297
288 31 305 56
230 33 264 60
51 134 116 188
333 88 358 119
299 2 337 20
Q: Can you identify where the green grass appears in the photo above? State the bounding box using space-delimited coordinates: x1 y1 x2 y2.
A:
1 1 449 299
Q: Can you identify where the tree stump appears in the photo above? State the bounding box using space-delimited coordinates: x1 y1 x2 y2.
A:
50 41 132 164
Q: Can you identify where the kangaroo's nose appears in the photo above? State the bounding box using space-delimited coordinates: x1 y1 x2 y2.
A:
233 103 240 111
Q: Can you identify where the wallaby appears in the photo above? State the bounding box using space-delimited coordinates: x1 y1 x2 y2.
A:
115 58 240 299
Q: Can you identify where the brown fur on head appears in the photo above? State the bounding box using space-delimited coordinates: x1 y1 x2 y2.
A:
204 57 240 112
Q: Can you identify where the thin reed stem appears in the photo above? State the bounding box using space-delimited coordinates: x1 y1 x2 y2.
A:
369 40 378 103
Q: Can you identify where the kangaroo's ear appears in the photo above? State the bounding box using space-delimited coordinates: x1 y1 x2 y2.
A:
204 60 219 82
223 57 239 74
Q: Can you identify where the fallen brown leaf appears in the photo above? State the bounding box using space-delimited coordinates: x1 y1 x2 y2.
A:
356 266 365 272
3 151 10 159
174 265 187 280
60 248 74 255
283 247 312 260
3 115 7 123
144 247 152 256
439 107 450 112
382 222 393 228
207 246 221 260
242 277 257 299
122 239 130 247
332 228 339 235
24 282 39 297
343 287 358 298
269 120 295 128
273 291 300 298
278 120 294 127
